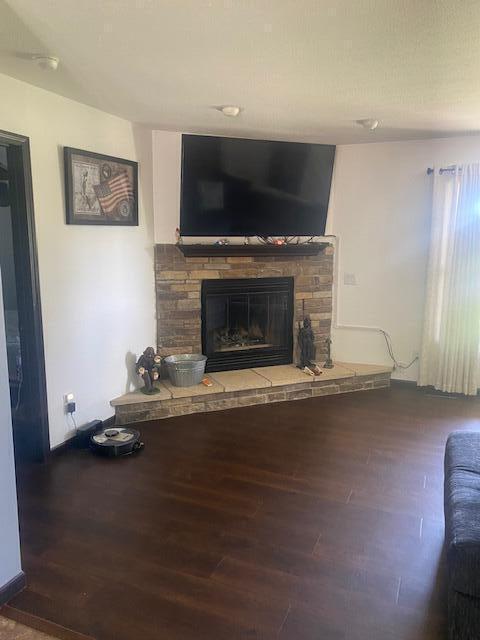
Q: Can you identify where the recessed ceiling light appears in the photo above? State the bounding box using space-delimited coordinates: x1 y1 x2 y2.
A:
32 55 60 71
218 105 242 117
356 118 379 131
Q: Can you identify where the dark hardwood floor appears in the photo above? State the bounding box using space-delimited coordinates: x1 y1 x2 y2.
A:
7 385 480 640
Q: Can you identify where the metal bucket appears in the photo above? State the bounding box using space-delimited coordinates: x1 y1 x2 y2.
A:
164 353 207 387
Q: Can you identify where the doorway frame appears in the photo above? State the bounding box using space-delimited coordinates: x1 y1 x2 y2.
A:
0 129 50 461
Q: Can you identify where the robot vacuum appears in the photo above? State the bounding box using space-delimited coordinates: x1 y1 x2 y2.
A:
90 427 143 457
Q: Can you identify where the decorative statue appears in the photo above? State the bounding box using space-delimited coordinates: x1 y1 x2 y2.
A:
136 347 162 394
324 337 334 369
297 316 316 369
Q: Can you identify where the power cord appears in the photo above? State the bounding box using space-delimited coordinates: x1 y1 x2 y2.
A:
324 234 418 370
66 400 77 430
380 330 419 370
68 411 77 430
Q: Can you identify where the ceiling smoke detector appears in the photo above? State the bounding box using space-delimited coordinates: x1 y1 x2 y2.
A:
32 55 60 71
218 105 241 117
356 118 379 131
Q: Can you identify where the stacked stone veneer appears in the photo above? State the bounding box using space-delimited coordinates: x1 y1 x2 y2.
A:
115 371 391 425
155 243 334 360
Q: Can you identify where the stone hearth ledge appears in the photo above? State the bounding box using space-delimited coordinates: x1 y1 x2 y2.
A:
209 369 271 392
111 362 392 425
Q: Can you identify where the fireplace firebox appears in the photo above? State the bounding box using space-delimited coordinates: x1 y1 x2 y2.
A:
201 277 294 372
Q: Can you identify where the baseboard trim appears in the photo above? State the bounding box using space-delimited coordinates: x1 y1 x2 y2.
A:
0 572 26 607
391 380 479 398
50 435 75 457
391 379 418 388
1 605 95 640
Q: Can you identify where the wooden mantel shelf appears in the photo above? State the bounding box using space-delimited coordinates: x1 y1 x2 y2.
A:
177 242 330 258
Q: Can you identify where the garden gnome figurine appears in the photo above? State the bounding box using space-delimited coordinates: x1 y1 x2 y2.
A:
136 347 162 394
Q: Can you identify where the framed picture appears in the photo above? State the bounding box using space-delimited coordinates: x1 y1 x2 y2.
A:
64 147 138 225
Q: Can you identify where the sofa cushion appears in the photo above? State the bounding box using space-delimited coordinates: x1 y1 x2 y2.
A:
445 431 480 597
445 432 480 477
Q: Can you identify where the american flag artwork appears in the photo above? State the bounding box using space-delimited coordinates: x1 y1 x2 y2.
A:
66 147 138 225
93 171 133 215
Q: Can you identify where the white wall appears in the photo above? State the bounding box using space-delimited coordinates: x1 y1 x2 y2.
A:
0 274 22 589
0 73 155 447
152 129 480 381
328 139 432 381
153 130 181 244
329 134 480 381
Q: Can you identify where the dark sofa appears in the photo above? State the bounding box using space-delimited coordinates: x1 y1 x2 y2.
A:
445 431 480 639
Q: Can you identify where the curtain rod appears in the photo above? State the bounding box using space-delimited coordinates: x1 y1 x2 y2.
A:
426 165 460 175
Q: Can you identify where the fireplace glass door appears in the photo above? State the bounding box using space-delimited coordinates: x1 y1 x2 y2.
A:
201 277 294 372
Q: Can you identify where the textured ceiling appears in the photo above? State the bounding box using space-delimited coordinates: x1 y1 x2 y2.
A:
1 0 480 143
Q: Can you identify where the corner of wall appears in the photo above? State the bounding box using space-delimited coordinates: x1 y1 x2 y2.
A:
152 130 182 244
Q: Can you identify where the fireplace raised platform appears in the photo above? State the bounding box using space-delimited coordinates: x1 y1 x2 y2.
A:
111 362 392 425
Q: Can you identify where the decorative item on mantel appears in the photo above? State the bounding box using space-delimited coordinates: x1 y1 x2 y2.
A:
257 235 318 246
258 236 287 246
324 337 334 369
136 347 162 394
175 234 330 258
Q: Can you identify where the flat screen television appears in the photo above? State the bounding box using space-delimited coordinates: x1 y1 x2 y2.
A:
180 134 335 237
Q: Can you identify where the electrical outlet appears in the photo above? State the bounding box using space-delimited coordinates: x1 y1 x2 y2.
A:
343 272 357 286
64 393 76 414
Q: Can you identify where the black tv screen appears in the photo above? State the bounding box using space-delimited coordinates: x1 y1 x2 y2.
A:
180 134 335 237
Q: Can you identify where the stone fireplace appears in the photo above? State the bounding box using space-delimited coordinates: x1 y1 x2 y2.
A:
111 244 392 424
155 244 334 367
201 276 294 372
111 244 391 425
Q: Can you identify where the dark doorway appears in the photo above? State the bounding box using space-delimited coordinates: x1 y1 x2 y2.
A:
202 277 294 372
0 130 49 462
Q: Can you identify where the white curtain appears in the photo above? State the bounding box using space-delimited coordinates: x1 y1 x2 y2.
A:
419 163 480 395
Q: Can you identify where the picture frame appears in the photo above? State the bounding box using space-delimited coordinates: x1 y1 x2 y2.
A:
64 147 138 226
